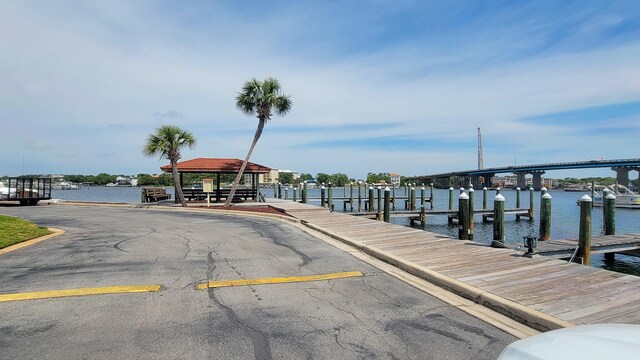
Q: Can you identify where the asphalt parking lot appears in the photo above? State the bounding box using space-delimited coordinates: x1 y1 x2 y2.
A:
0 205 516 359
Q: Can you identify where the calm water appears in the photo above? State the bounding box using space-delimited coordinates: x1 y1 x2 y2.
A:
53 186 640 275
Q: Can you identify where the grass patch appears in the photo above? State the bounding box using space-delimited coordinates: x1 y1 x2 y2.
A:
0 215 52 249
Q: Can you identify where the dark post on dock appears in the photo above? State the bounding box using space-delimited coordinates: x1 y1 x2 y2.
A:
539 192 552 240
604 193 616 235
491 194 506 248
320 185 326 207
528 187 535 219
328 183 333 210
383 187 390 223
458 192 470 240
468 187 475 240
430 183 434 209
376 186 382 220
603 193 616 261
302 181 308 203
483 187 488 210
449 187 454 211
578 195 592 265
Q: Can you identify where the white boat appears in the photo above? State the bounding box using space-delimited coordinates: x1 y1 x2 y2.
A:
590 184 640 208
0 181 17 199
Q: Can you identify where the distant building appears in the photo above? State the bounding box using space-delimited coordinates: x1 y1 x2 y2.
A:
389 172 401 186
255 169 300 185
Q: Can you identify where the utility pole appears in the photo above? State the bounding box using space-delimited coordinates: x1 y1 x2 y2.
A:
477 127 483 170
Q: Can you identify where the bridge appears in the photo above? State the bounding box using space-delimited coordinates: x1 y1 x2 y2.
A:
411 158 640 190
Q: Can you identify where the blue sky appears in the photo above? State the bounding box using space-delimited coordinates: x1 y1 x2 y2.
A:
1 0 639 179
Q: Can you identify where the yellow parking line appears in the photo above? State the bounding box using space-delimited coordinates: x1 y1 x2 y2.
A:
0 285 162 302
195 271 363 290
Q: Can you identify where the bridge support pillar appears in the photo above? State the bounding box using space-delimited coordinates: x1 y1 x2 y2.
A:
613 167 630 188
515 172 527 189
531 171 545 191
470 175 482 189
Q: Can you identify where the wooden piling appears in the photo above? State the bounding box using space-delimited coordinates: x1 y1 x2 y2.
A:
604 193 616 261
357 182 362 212
483 187 488 210
302 181 308 203
410 187 416 211
468 187 474 240
578 195 592 265
383 187 390 222
604 193 616 235
274 183 278 198
449 187 454 210
349 182 354 210
392 184 396 210
491 194 506 248
420 206 426 226
292 186 297 202
320 185 326 207
430 183 434 209
368 186 374 212
420 186 426 207
458 192 470 240
516 187 521 208
284 186 288 200
496 187 501 195
328 183 333 210
459 187 465 195
377 186 382 220
591 180 596 209
528 187 535 220
539 192 552 240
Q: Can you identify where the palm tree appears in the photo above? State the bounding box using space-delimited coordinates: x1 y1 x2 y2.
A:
143 125 196 207
225 77 292 206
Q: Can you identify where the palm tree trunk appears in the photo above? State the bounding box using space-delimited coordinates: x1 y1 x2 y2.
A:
225 118 265 206
171 160 187 207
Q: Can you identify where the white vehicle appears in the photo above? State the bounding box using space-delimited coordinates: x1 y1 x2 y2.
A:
498 324 640 360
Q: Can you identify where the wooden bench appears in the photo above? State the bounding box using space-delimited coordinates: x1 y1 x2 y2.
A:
181 188 258 202
143 187 172 203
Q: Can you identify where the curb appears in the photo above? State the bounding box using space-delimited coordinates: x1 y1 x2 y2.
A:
0 228 65 255
302 221 574 332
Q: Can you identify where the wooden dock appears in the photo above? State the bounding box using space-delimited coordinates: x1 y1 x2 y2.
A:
270 201 640 330
532 234 640 259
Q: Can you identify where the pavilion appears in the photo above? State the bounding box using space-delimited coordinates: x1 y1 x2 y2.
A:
160 158 271 202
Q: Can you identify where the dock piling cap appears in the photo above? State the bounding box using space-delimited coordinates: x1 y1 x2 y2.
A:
516 187 520 191
542 193 552 199
384 187 390 192
605 193 616 199
494 194 505 201
580 194 592 202
468 187 474 192
459 192 469 200
483 187 488 190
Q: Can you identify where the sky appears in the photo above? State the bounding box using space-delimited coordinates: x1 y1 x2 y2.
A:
2 0 639 180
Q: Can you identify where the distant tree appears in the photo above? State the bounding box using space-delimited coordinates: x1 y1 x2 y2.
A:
93 173 117 185
225 77 292 206
366 172 391 184
329 173 349 186
143 125 196 206
299 173 313 182
316 173 330 185
278 172 294 185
